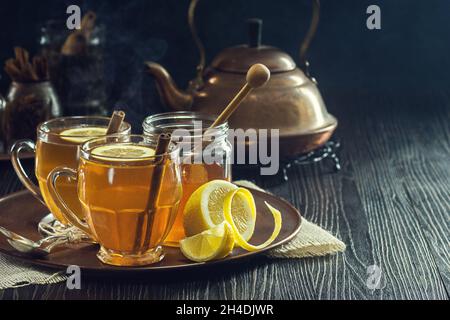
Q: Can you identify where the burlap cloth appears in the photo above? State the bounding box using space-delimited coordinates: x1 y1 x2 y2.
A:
0 181 345 289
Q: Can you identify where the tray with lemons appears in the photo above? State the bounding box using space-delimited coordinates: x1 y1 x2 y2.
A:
180 180 282 262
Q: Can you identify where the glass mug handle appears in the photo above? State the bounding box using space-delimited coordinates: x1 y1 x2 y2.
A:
47 166 96 239
10 139 45 205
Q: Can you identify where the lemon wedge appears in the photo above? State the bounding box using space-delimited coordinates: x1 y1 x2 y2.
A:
91 144 155 161
180 222 235 262
183 180 256 241
182 181 283 262
59 127 107 143
223 188 282 251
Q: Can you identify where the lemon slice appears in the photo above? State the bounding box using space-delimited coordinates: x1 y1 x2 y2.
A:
59 127 107 143
180 222 235 262
223 188 282 251
91 144 155 161
183 180 242 237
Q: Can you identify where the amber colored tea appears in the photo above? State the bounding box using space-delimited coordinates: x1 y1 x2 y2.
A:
164 163 230 246
142 112 233 246
36 126 110 224
78 145 181 254
48 136 182 266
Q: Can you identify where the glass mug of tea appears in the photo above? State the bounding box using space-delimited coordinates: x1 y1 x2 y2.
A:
11 116 131 225
143 112 232 246
47 134 182 266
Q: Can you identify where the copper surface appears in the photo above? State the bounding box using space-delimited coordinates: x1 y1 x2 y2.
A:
146 0 334 158
0 189 301 274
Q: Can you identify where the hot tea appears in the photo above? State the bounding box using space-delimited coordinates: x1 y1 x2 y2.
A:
79 144 181 251
143 112 232 246
36 126 107 223
48 135 182 266
12 117 130 225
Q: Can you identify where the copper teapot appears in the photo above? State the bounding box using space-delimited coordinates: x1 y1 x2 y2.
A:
146 0 337 157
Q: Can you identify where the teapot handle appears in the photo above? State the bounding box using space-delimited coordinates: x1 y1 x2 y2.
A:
299 0 320 74
188 0 206 87
188 0 320 77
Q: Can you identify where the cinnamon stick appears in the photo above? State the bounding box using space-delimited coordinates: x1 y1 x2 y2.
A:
4 59 22 81
25 62 39 81
80 11 96 38
152 133 172 160
14 47 28 69
106 110 125 134
136 133 172 251
61 11 96 56
4 48 49 82
147 133 171 211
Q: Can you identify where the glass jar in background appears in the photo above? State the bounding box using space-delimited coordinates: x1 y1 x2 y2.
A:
39 20 107 116
2 81 61 151
143 112 232 246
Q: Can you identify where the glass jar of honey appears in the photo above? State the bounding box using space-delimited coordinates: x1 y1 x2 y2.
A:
143 111 232 246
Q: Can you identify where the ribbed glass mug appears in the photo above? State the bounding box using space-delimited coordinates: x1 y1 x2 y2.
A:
47 135 182 266
11 116 131 225
143 112 232 246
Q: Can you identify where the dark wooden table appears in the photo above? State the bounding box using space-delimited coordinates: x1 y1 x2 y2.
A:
0 90 449 300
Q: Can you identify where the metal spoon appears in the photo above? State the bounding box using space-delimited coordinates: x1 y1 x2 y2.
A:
0 225 91 256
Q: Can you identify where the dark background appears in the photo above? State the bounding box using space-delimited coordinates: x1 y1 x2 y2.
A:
0 0 449 127
0 1 449 300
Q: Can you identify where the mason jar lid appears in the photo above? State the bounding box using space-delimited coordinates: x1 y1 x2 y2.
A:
142 111 229 139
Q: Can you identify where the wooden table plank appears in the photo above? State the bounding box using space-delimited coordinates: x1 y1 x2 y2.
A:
387 91 450 295
0 90 448 299
334 91 449 299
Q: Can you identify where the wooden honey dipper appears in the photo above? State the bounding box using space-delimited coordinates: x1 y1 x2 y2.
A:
189 63 270 154
210 63 270 128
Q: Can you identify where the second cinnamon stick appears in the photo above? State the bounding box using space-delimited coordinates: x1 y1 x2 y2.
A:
106 110 125 134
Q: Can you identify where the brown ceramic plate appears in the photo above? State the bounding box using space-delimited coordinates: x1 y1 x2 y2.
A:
0 189 301 274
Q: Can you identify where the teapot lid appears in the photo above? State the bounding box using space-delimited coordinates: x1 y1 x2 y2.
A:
211 46 296 74
211 19 296 73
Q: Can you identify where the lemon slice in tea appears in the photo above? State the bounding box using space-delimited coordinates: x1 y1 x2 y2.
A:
59 127 107 143
91 144 155 161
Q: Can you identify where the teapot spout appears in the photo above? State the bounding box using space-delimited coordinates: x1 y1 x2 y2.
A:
145 62 193 111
